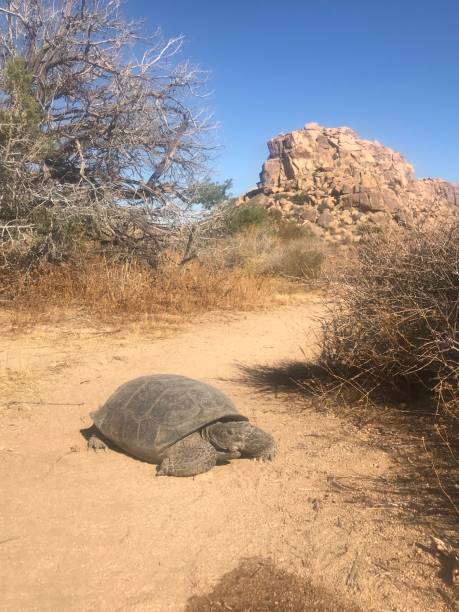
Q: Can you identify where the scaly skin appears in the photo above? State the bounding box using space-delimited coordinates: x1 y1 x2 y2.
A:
203 421 276 461
156 432 217 477
88 421 276 477
88 435 108 451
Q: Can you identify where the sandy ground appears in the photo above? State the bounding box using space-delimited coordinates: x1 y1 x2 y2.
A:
0 296 452 611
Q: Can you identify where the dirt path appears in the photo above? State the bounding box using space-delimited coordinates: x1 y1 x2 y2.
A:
0 298 448 611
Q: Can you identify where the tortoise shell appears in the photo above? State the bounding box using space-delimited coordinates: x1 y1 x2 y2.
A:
90 374 248 463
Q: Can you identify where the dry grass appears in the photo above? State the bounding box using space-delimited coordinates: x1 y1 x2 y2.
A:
257 239 324 280
0 256 288 325
1 216 326 329
199 226 325 281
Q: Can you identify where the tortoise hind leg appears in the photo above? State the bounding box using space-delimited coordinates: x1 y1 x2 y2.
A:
88 434 107 451
85 424 108 451
157 433 217 477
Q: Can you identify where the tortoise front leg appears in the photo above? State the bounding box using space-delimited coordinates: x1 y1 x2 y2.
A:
156 433 217 477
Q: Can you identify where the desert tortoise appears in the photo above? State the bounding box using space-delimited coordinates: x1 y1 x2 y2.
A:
88 374 276 477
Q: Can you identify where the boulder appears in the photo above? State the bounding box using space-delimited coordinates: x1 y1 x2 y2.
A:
317 210 333 228
239 123 458 244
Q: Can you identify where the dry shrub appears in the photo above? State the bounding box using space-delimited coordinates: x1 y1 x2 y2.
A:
320 223 459 513
2 256 285 322
239 222 459 527
322 224 459 418
257 240 324 280
199 227 325 281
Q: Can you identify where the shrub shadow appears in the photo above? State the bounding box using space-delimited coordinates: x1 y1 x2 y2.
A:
186 557 361 612
236 359 459 544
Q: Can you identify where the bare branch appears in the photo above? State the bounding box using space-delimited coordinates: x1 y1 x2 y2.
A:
0 0 215 267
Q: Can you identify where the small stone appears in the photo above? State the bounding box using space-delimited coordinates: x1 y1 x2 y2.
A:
340 210 353 225
317 210 333 228
300 207 317 222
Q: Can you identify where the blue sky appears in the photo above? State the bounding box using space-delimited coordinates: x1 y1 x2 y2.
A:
129 0 459 194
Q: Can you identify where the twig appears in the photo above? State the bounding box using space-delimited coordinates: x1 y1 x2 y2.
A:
422 437 459 516
346 556 359 588
87 329 122 336
0 536 20 546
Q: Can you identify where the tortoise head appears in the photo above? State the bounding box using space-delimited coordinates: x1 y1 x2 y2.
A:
205 421 276 460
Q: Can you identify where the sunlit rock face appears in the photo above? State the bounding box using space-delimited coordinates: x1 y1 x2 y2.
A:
239 123 459 243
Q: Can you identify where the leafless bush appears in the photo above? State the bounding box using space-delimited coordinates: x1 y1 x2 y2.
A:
322 223 459 417
238 222 459 524
0 0 213 268
316 222 459 518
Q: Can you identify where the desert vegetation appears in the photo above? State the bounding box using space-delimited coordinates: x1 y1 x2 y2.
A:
2 209 324 326
199 203 324 279
321 224 459 413
242 222 459 533
0 0 214 269
3 256 287 324
322 223 459 523
0 1 324 326
1 3 459 611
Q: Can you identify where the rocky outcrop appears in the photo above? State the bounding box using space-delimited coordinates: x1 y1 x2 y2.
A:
239 123 459 243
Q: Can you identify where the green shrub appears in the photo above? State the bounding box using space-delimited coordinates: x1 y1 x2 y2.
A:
272 191 311 205
0 57 43 145
272 192 289 201
189 178 233 209
223 204 270 233
289 192 311 206
0 58 53 221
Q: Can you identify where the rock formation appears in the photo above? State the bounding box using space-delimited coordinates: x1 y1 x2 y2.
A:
238 123 459 243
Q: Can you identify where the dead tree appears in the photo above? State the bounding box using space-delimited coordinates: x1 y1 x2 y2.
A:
0 0 213 266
